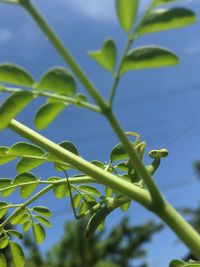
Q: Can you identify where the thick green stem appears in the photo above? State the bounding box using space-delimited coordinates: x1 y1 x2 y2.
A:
8 119 152 209
155 201 200 259
107 111 164 206
21 0 108 113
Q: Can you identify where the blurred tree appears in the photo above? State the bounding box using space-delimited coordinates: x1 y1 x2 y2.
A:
24 217 162 267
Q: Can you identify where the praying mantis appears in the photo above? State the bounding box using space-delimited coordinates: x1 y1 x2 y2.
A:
59 122 196 239
61 131 170 239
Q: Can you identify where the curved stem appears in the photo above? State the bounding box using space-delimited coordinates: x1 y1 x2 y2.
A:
8 119 152 209
0 86 100 113
21 0 109 113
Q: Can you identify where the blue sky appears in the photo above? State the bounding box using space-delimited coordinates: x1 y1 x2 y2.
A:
0 0 200 266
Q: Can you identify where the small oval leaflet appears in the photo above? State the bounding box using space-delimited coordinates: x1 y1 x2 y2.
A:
89 39 117 72
35 102 66 130
0 62 34 87
115 0 139 33
32 206 52 217
0 91 34 131
36 67 76 96
120 45 179 74
10 241 25 267
33 223 46 244
137 8 197 36
0 253 7 267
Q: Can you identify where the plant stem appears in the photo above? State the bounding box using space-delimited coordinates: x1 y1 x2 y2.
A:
8 119 152 209
107 111 164 206
21 0 108 113
0 86 100 113
1 184 54 227
156 201 200 259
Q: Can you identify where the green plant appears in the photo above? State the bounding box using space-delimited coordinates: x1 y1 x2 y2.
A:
0 0 199 266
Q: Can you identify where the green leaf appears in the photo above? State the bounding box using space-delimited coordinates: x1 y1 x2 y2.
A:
59 141 79 155
115 0 139 33
0 147 16 165
116 162 129 172
110 143 128 162
37 67 76 96
153 0 179 7
34 215 52 227
10 241 25 267
16 158 45 173
0 236 9 249
16 213 30 224
79 201 88 216
0 63 34 86
32 206 52 217
10 208 26 225
32 223 46 244
0 179 15 197
7 142 44 157
91 160 105 169
0 91 33 131
169 260 185 267
121 46 179 74
137 8 197 36
7 230 23 239
105 187 113 197
34 102 66 130
89 39 117 72
73 193 82 209
0 253 7 267
0 201 10 218
78 185 101 197
12 172 39 198
53 184 68 199
23 220 32 232
120 201 131 211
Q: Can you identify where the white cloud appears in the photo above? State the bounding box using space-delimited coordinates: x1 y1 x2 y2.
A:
62 0 116 22
0 29 12 45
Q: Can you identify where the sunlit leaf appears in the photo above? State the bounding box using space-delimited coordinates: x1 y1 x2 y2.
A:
169 260 186 267
32 206 52 217
7 142 44 157
0 91 33 131
84 194 97 203
16 157 45 173
23 220 32 232
10 208 26 225
16 213 30 224
0 179 15 197
121 46 179 74
7 230 23 239
0 63 34 86
35 102 66 130
34 215 52 227
79 201 88 216
59 141 79 155
37 67 76 96
32 223 46 244
73 193 82 209
153 0 180 7
10 241 25 267
110 143 128 162
120 201 131 211
89 39 117 72
105 187 113 197
137 8 197 35
91 160 105 169
115 0 139 33
12 172 39 198
0 201 10 218
117 162 129 172
0 236 9 249
0 147 16 165
53 184 68 199
0 253 6 267
78 185 101 197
